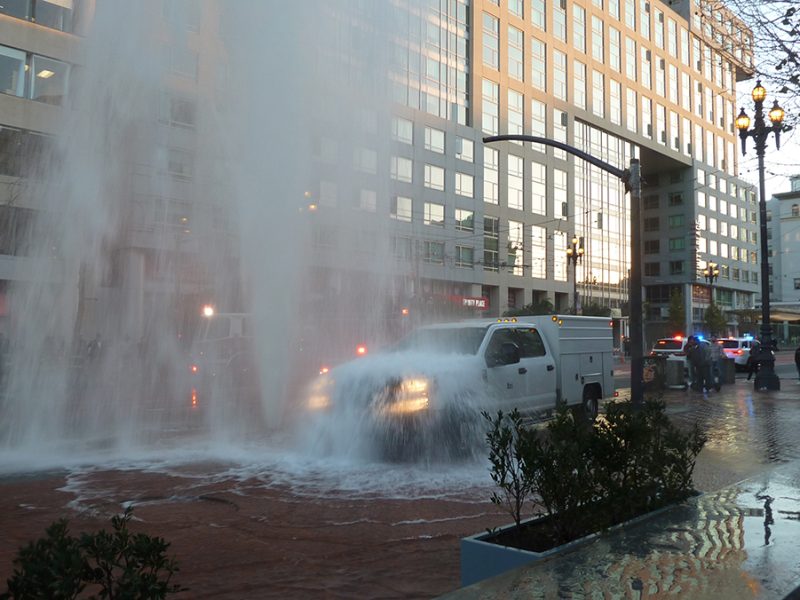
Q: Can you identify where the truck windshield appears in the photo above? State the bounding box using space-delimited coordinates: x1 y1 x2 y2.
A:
393 326 488 355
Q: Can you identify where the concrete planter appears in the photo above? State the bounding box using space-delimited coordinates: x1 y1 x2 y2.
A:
461 504 677 587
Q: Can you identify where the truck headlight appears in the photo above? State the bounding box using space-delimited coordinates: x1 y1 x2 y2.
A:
383 377 431 415
307 375 332 411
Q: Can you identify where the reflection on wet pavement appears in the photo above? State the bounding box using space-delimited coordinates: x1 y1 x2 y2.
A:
445 382 800 599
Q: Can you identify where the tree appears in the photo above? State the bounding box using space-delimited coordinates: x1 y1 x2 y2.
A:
503 299 555 317
580 300 612 317
703 301 728 336
667 288 686 335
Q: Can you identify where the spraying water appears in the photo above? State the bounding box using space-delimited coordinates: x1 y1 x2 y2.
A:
0 1 487 477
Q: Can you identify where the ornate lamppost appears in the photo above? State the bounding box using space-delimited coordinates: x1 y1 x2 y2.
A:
703 262 719 302
566 236 584 315
735 80 785 391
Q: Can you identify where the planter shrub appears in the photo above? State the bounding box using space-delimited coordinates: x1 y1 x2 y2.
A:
481 397 706 553
2 507 185 600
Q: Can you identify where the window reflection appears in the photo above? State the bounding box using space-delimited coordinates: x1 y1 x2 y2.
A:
30 55 69 105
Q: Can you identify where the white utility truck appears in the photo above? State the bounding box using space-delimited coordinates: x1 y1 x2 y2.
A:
305 315 616 457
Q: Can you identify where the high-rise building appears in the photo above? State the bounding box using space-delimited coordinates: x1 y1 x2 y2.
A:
0 0 763 353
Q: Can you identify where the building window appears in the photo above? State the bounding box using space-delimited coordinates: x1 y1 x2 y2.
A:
0 0 74 32
554 168 568 221
455 209 474 231
484 216 499 271
644 217 659 231
508 25 524 81
591 15 604 62
793 278 800 290
508 220 524 276
424 164 444 191
609 27 621 71
484 146 499 204
358 189 376 212
553 51 568 101
643 194 659 210
390 156 413 183
391 117 413 144
170 46 198 80
669 260 684 275
626 88 637 132
531 161 546 215
482 79 499 135
455 245 474 268
353 147 377 174
483 13 500 70
644 240 660 254
424 202 445 226
508 89 524 138
592 70 604 117
530 225 547 278
668 237 685 251
625 37 636 81
424 126 445 153
553 0 567 41
390 196 413 222
0 45 26 98
455 172 474 197
645 262 661 276
167 148 194 179
392 236 412 260
668 192 683 206
532 0 546 30
573 5 586 53
531 99 546 153
574 60 587 110
531 38 546 91
456 137 473 162
508 154 524 210
792 204 799 217
161 95 197 128
668 214 684 228
423 241 445 264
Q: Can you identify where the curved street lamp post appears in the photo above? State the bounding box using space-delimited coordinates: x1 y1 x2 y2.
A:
735 80 785 391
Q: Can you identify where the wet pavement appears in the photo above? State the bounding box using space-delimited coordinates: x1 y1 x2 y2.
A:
2 372 800 599
442 376 800 600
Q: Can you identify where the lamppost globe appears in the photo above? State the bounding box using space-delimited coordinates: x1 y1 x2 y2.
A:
751 80 767 103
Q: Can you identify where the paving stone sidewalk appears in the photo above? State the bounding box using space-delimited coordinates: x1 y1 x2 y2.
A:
441 381 800 599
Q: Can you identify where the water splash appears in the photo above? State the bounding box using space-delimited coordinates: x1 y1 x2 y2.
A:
0 1 410 470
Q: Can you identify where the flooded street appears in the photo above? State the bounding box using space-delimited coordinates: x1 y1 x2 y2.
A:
4 380 800 599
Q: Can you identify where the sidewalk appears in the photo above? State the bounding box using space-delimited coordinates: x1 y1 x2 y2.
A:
440 382 800 599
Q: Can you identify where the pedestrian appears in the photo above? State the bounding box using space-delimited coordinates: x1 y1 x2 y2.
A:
709 337 723 390
746 340 761 381
685 336 702 391
795 343 800 381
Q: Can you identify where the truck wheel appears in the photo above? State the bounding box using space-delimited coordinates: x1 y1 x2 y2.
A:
572 390 599 423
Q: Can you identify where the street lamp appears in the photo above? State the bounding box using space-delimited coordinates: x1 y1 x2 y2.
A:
703 262 719 302
566 236 584 315
735 80 785 391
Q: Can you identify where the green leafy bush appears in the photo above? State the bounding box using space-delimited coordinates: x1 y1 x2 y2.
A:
2 507 185 600
484 397 706 550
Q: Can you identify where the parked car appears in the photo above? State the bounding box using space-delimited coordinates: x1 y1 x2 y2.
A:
649 335 712 378
716 337 755 371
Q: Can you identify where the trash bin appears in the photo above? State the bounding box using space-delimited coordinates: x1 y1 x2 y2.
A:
719 358 736 384
664 357 687 389
643 355 666 391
